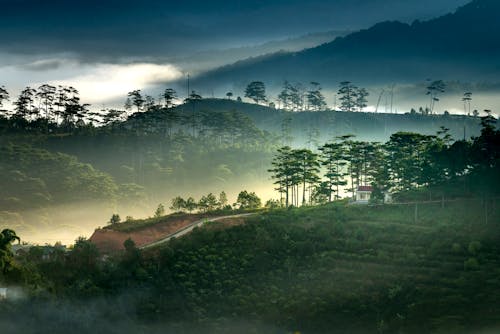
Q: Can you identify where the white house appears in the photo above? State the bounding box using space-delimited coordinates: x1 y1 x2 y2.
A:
355 186 373 204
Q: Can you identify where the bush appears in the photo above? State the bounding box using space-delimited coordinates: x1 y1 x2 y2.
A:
464 257 479 271
468 241 482 255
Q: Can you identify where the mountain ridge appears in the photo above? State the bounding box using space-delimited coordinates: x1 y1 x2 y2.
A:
191 0 500 90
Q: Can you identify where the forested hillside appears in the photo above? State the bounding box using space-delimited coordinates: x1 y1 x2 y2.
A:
1 198 499 333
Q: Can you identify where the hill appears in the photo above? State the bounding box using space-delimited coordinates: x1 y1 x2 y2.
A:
175 99 483 143
6 198 500 333
193 0 500 89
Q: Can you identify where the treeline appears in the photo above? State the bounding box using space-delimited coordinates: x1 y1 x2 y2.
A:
168 190 261 213
269 113 499 206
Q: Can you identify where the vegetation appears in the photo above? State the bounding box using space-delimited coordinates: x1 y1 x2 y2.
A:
1 197 499 333
269 115 499 207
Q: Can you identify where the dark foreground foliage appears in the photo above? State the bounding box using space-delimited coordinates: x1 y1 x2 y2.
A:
1 198 499 334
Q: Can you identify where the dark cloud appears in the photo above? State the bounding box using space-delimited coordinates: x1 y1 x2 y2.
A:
0 0 470 62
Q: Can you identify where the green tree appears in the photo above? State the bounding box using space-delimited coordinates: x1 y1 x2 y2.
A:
235 190 261 209
269 146 297 207
293 149 320 205
319 141 348 201
109 214 121 225
244 81 267 104
0 229 20 275
154 203 165 218
170 196 187 212
218 191 228 209
198 193 219 212
185 197 197 213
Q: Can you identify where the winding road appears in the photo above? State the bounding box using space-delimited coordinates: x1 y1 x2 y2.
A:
140 213 257 250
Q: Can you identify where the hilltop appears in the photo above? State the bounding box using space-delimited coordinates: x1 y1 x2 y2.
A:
193 0 500 89
174 99 482 143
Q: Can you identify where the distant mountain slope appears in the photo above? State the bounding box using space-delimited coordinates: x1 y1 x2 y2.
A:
174 99 482 143
193 0 500 89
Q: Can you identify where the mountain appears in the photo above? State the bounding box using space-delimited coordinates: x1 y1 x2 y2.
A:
172 30 350 74
192 0 500 91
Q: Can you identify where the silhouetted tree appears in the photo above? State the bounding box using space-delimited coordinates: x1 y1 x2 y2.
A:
163 88 177 108
462 92 472 115
244 81 267 104
0 86 10 112
154 203 165 217
14 87 36 119
426 80 445 114
127 90 145 112
307 82 327 111
338 81 358 112
355 88 369 112
36 84 56 120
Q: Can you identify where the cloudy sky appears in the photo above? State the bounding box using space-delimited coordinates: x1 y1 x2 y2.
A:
0 0 469 105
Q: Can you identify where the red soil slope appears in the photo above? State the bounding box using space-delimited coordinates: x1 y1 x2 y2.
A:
89 216 198 253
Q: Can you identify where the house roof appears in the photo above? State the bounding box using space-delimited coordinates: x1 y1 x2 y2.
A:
357 186 373 192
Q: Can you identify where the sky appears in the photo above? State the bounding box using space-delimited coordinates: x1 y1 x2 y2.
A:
0 0 470 105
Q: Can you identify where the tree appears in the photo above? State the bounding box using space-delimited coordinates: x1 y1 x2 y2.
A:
269 146 296 207
244 81 267 104
235 190 261 209
0 86 10 111
355 88 369 112
188 90 202 101
198 193 219 212
185 197 197 213
144 95 155 111
163 88 177 108
462 92 472 115
69 237 99 274
307 82 327 111
426 80 445 114
218 191 228 209
154 203 165 218
36 84 56 120
319 141 349 201
109 214 121 225
103 109 126 125
226 92 233 100
293 149 320 205
170 196 187 212
14 87 36 119
0 229 20 275
127 90 145 112
338 81 358 112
